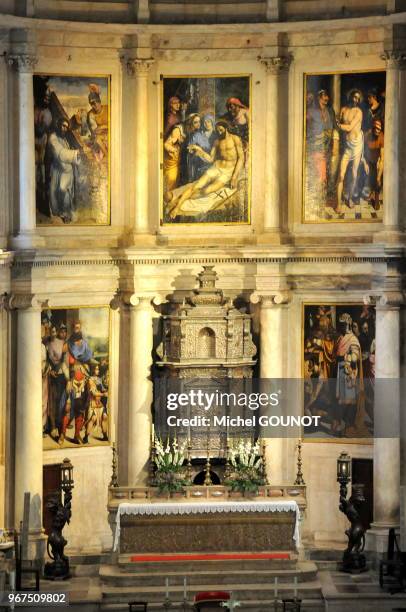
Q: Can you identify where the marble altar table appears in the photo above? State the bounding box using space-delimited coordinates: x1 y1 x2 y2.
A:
113 500 300 554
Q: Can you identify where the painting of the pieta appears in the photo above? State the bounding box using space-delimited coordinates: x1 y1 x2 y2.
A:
303 71 385 222
34 75 110 225
162 75 250 224
303 304 375 439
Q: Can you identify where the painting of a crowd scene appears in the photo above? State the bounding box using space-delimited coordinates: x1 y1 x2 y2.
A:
162 75 250 224
34 75 110 225
303 304 376 439
303 71 386 222
42 307 110 450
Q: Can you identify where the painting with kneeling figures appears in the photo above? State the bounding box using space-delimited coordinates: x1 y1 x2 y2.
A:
41 307 110 450
303 304 376 440
34 74 110 226
162 75 250 224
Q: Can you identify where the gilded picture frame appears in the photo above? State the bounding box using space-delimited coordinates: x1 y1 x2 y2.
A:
302 302 375 443
34 74 111 226
303 70 386 223
41 305 111 450
161 74 251 225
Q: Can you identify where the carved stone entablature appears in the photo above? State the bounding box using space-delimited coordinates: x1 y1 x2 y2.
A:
258 55 292 75
7 53 38 73
125 58 155 77
381 50 406 69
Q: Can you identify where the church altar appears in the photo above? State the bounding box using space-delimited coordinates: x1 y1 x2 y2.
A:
112 498 301 555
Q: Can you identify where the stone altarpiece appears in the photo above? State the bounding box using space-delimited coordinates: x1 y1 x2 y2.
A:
155 266 257 481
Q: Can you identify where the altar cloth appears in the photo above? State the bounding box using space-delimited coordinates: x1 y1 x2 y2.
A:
113 500 300 552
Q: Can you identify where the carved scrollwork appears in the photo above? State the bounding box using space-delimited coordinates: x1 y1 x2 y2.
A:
126 58 155 77
381 50 406 69
7 54 38 73
258 55 292 75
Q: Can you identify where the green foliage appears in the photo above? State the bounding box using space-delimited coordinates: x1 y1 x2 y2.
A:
225 439 265 495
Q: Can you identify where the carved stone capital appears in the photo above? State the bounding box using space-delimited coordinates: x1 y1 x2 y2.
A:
122 293 159 309
250 291 291 306
125 58 155 77
364 292 404 308
258 55 292 75
7 53 38 74
7 294 46 311
381 50 406 69
378 292 404 307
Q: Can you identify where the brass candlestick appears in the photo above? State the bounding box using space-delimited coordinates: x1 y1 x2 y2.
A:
224 441 232 480
204 444 212 486
186 438 193 483
109 443 119 488
294 439 305 486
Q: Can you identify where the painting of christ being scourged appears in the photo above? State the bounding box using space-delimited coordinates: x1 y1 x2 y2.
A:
162 76 250 224
34 75 110 225
304 71 386 222
41 307 110 450
303 304 376 439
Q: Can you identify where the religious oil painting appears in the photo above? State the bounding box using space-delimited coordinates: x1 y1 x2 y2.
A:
303 304 376 440
303 71 386 222
34 74 110 226
42 307 110 450
161 75 250 224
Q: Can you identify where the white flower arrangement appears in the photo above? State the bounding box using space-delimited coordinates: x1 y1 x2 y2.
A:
153 436 189 493
226 439 265 495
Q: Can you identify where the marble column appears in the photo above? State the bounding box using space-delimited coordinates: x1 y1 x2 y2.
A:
7 54 44 249
251 291 290 483
366 293 401 554
258 56 291 241
127 58 154 236
127 294 154 485
380 51 405 233
10 295 43 537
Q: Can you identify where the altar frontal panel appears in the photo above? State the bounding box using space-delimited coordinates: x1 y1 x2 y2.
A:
161 75 250 225
303 304 376 440
120 512 296 554
41 306 110 450
303 71 385 223
34 74 110 226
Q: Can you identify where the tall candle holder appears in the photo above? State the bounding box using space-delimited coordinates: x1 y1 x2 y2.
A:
109 443 119 488
186 438 193 483
294 439 305 486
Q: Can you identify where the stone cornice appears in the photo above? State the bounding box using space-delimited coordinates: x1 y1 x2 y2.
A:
0 11 406 37
9 254 405 268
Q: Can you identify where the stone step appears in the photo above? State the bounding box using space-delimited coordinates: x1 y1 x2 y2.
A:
101 580 322 603
118 554 297 573
100 561 318 586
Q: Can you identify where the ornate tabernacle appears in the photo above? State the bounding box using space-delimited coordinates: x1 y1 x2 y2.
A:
155 266 257 474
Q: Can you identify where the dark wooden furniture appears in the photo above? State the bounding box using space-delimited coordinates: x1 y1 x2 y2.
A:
14 532 40 592
128 603 147 611
379 528 406 593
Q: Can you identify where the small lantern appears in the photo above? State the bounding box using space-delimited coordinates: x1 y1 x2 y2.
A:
60 458 74 492
337 451 351 484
